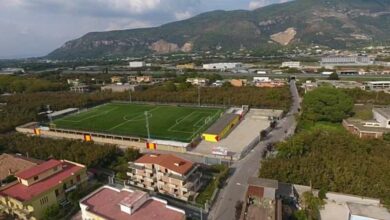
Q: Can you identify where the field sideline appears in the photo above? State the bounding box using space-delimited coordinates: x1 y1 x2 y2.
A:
52 103 224 142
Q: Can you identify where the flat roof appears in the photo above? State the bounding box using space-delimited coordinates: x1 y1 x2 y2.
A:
204 113 238 135
347 203 390 219
81 187 184 220
373 108 390 119
248 177 278 189
344 119 390 133
1 161 84 201
0 154 40 180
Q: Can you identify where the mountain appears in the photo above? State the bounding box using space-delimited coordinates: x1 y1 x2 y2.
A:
47 0 390 59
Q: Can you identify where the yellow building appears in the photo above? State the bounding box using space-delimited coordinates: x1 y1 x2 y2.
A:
176 63 196 70
0 159 87 220
202 113 240 142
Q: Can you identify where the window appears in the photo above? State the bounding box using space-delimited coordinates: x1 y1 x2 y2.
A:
76 175 81 182
33 176 39 181
55 189 59 197
40 196 49 205
70 179 74 185
53 166 58 172
63 183 67 190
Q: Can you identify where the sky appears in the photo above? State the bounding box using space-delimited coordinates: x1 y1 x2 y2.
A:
0 0 290 59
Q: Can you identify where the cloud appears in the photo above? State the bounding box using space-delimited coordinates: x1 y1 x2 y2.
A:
174 11 193 20
0 0 291 58
249 0 290 10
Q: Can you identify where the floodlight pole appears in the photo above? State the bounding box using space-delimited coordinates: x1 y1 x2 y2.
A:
129 89 132 103
198 86 201 107
145 111 151 140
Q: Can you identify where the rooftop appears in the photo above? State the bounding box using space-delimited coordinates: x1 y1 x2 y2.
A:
0 161 84 201
134 154 194 175
248 177 278 189
347 203 390 219
0 154 40 180
344 118 390 133
204 113 238 135
16 159 62 179
373 108 390 119
81 187 185 220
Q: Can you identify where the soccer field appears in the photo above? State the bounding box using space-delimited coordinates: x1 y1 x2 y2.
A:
52 103 224 142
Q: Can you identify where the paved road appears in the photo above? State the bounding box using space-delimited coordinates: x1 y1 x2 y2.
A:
209 80 301 220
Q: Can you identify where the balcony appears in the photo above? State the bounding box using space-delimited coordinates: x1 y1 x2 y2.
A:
128 163 145 170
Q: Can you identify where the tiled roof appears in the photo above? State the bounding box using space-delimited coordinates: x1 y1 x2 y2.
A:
0 154 40 180
16 159 62 179
81 187 185 220
135 154 193 175
0 161 84 201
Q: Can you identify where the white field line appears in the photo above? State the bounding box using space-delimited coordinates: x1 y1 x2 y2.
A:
57 107 119 123
188 110 222 140
107 107 161 131
167 111 200 132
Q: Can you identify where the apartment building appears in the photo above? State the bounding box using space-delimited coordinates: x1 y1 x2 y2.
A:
0 159 87 220
79 185 185 220
128 154 201 201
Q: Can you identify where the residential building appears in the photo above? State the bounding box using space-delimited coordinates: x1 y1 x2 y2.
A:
342 119 389 139
111 76 124 84
101 84 142 92
343 107 390 139
70 84 89 93
373 108 390 128
0 68 24 75
281 61 301 69
347 203 390 220
367 81 390 91
79 185 185 220
0 159 87 220
186 78 209 86
256 81 285 88
128 154 201 201
317 80 366 90
128 75 153 84
301 80 318 93
253 77 271 82
320 56 374 69
203 63 242 70
0 154 40 184
176 63 196 70
230 79 247 87
129 61 146 68
239 177 282 220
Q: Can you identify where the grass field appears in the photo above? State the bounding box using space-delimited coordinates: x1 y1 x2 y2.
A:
52 103 223 142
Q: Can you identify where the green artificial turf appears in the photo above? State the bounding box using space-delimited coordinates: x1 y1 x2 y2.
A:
52 103 223 142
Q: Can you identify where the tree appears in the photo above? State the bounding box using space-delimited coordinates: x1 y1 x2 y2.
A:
235 200 243 220
42 204 60 220
327 72 339 80
301 87 353 123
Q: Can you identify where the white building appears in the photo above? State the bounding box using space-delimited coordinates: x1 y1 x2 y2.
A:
320 56 374 69
202 63 242 71
253 77 271 82
129 61 146 68
281 61 301 69
373 108 390 129
367 81 390 91
186 78 209 86
347 203 390 220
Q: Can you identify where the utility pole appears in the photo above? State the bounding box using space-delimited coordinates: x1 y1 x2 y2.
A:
145 111 151 140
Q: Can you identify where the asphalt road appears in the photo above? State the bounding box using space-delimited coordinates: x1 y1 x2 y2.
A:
209 80 301 220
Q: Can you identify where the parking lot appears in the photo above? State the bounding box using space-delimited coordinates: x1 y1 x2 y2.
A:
191 109 283 160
